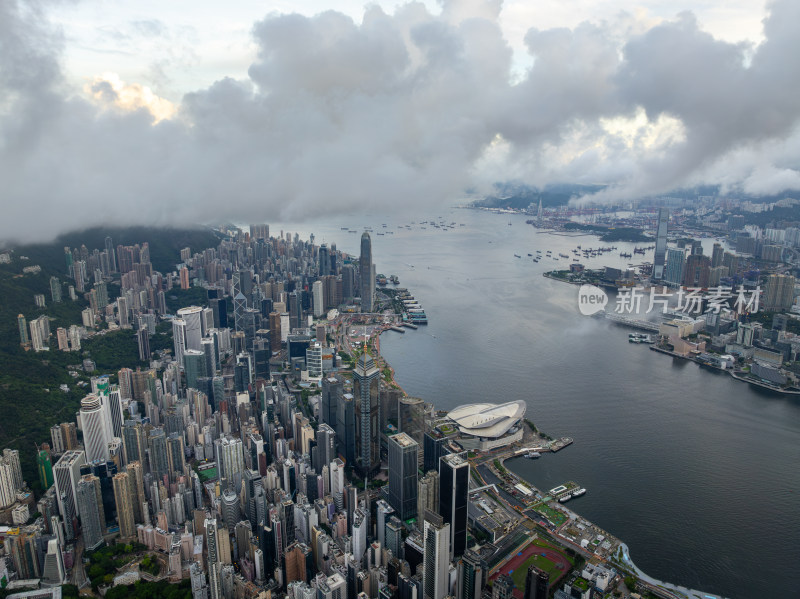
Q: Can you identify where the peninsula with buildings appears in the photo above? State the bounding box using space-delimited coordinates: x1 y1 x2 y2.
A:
0 222 730 599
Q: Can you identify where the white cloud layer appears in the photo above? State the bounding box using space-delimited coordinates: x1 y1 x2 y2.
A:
1 0 800 242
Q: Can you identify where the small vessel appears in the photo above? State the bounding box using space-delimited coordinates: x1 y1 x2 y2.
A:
524 452 541 459
571 488 586 498
558 495 571 503
514 254 521 258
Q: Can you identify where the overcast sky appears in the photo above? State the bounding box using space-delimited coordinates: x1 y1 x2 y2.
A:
2 0 799 242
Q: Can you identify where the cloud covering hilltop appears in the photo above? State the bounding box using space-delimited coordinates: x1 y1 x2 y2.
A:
2 0 800 242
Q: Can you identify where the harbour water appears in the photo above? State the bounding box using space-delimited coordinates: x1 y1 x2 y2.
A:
274 209 800 598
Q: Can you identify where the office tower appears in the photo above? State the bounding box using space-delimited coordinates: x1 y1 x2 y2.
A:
764 274 796 311
178 306 203 350
202 337 217 375
388 433 418 520
37 450 54 490
360 232 375 312
206 519 223 599
233 292 248 332
664 248 687 286
371 498 392 544
353 353 380 476
342 264 355 301
424 431 447 474
184 349 207 390
352 508 368 566
439 454 469 559
312 281 324 317
423 519 450 599
18 314 29 347
418 470 439 522
113 472 136 539
458 549 483 599
80 394 111 463
523 565 549 599
306 343 322 378
315 423 337 469
652 207 669 279
77 475 105 550
321 376 342 427
386 515 403 558
288 291 301 331
173 319 187 366
319 244 331 276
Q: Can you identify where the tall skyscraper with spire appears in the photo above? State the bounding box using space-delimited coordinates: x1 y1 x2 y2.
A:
353 353 380 476
359 232 374 313
653 207 669 280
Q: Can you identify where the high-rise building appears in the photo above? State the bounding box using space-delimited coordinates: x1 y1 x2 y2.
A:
388 433 418 520
148 428 169 483
459 549 484 599
18 314 29 347
77 474 105 550
312 281 324 318
137 326 151 361
359 232 375 313
206 518 223 599
763 274 796 311
423 519 450 599
173 319 187 366
439 453 469 559
53 450 86 539
50 276 62 303
184 349 207 390
683 254 711 288
522 565 549 599
37 450 54 490
664 248 687 286
178 306 204 350
418 470 439 524
652 207 669 279
80 394 111 463
353 353 380 476
321 376 342 428
315 424 337 473
113 472 136 540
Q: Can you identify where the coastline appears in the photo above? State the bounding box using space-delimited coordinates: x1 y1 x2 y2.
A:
545 270 800 397
370 321 726 599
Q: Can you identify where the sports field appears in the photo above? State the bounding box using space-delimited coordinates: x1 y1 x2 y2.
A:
491 537 573 597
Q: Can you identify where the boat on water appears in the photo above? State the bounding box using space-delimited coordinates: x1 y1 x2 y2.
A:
524 452 541 459
571 488 586 498
558 495 571 503
514 254 521 258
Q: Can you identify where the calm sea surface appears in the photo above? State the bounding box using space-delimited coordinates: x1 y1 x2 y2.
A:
273 209 800 599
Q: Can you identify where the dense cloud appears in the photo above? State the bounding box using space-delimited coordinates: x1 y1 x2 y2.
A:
1 0 800 242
